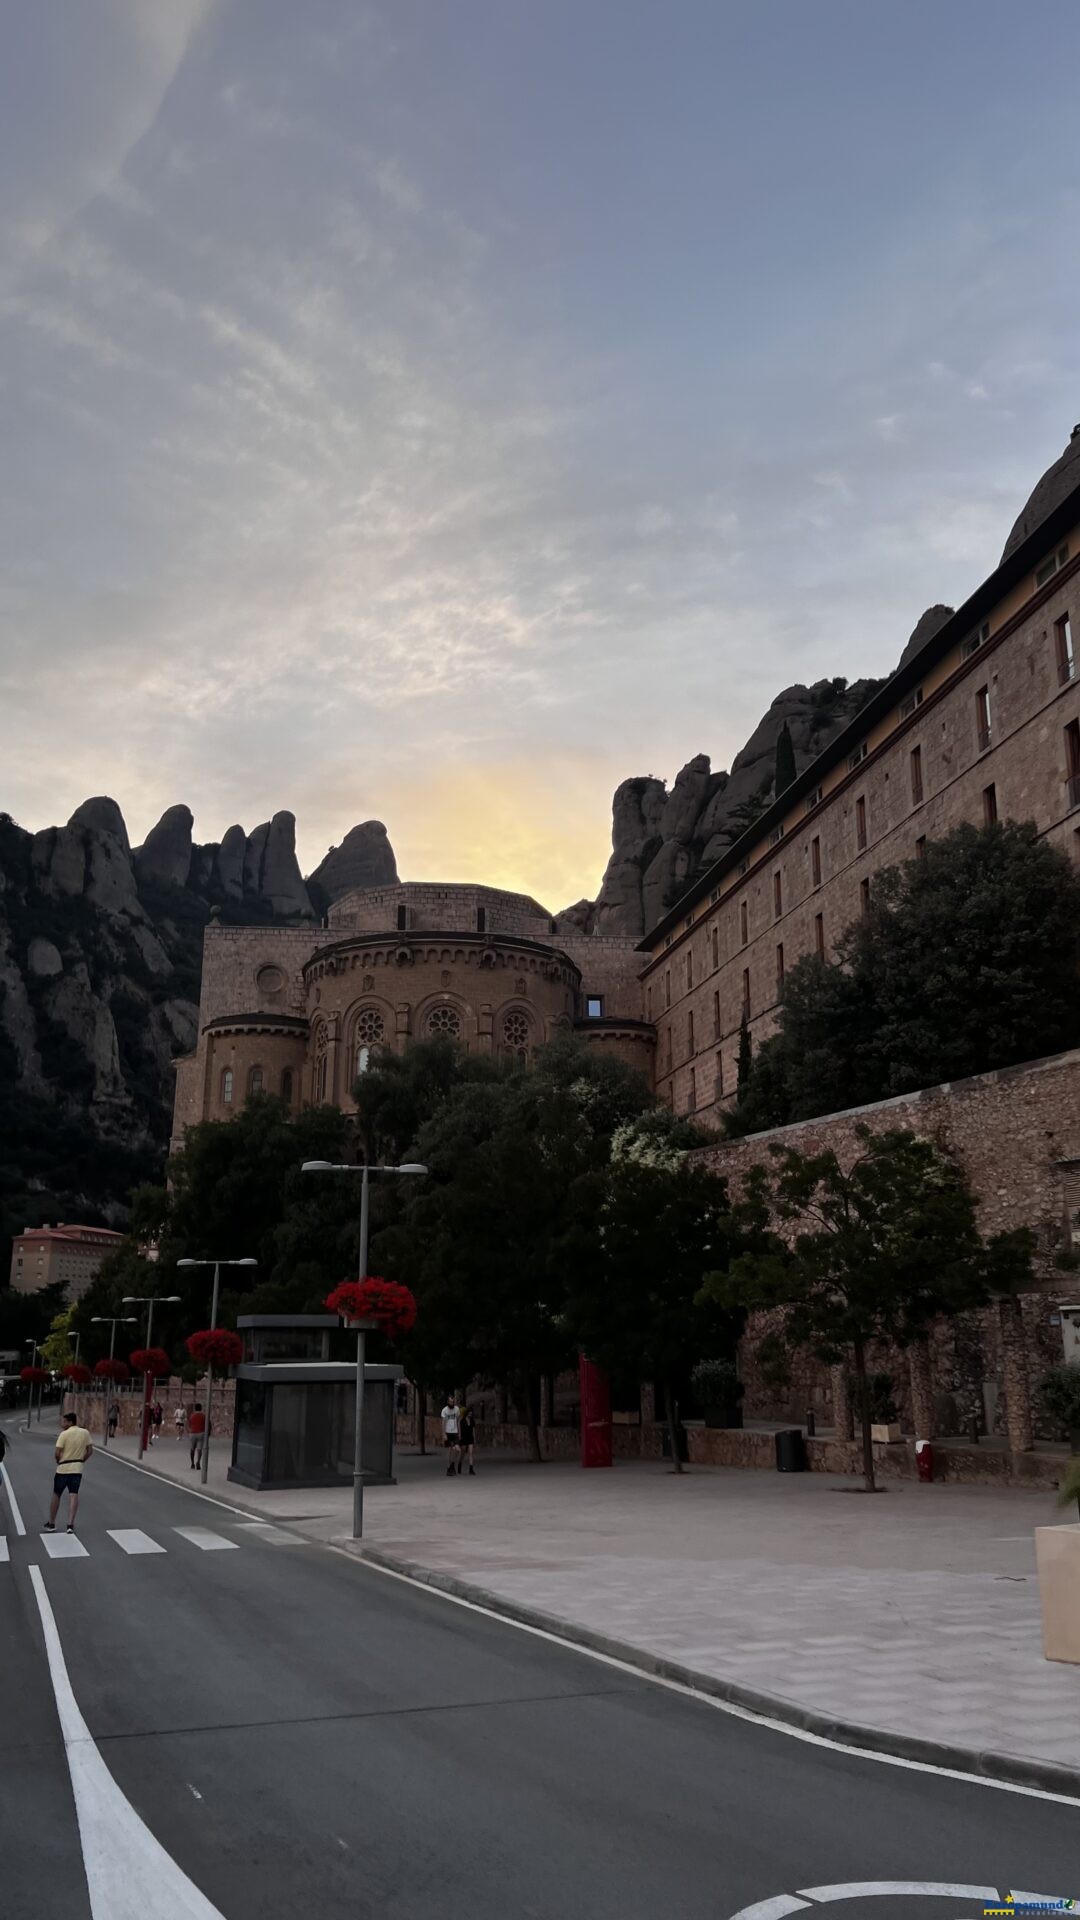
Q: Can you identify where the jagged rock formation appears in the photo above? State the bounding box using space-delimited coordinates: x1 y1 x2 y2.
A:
1001 425 1080 561
134 805 194 888
307 820 398 909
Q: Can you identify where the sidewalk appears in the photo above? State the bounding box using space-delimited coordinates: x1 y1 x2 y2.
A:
102 1432 1080 1788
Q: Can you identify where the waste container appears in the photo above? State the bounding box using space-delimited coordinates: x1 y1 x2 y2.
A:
915 1439 934 1483
775 1428 806 1472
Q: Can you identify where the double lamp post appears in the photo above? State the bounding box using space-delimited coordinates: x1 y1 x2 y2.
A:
302 1159 426 1538
177 1257 256 1483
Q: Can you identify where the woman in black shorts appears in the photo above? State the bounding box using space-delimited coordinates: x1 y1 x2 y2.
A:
458 1405 476 1476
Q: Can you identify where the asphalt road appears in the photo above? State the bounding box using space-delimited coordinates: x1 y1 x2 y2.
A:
1 1416 1077 1920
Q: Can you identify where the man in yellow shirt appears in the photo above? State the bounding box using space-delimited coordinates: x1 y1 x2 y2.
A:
46 1412 93 1534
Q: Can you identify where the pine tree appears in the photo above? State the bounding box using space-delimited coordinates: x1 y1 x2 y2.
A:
774 721 796 795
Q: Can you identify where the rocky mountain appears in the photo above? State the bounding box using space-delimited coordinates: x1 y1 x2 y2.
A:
0 802 396 1264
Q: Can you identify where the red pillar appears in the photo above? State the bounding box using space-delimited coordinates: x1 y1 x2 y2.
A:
579 1355 612 1468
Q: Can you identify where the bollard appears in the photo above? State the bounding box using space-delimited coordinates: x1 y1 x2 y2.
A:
915 1438 934 1483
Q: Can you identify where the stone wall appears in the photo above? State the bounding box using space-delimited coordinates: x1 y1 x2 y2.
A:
68 1376 236 1440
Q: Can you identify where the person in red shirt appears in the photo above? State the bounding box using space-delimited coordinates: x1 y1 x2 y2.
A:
188 1402 207 1470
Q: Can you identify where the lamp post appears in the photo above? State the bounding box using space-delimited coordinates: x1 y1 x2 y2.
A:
67 1330 81 1367
301 1159 427 1538
90 1315 137 1445
23 1339 40 1429
122 1294 181 1457
176 1257 256 1482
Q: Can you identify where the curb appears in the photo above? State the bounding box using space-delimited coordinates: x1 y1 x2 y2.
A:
352 1542 1080 1802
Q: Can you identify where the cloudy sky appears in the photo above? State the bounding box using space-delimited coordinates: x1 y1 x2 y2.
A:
3 1 1079 908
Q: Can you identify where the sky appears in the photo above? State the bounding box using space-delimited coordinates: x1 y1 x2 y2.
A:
3 1 1080 910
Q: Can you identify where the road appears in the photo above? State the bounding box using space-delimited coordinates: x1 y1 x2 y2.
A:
1 1417 1077 1920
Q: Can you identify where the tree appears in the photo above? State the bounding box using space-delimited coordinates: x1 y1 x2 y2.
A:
702 1126 1033 1490
564 1137 740 1473
774 721 797 795
40 1305 78 1372
729 821 1080 1135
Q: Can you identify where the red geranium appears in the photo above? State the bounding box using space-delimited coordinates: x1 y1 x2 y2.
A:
62 1363 92 1385
94 1358 130 1383
186 1328 244 1372
325 1277 417 1336
129 1346 171 1378
20 1365 47 1385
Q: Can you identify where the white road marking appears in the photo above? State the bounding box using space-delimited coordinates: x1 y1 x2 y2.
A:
186 1784 203 1802
95 1446 261 1520
41 1532 89 1560
235 1523 305 1546
0 1537 9 1563
342 1548 1080 1809
2 1462 27 1535
107 1530 166 1556
730 1899 809 1920
28 1566 226 1919
173 1527 237 1552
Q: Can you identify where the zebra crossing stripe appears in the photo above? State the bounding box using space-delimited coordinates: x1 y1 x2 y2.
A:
235 1523 306 1546
107 1529 167 1556
0 1537 9 1563
41 1532 89 1560
172 1526 238 1552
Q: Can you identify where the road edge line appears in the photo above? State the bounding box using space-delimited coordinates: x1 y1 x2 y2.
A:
1 1461 28 1535
347 1541 1080 1807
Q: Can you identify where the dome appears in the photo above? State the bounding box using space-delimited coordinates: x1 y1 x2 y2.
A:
1000 425 1080 562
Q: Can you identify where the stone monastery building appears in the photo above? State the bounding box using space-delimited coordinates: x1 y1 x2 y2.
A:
173 429 1080 1145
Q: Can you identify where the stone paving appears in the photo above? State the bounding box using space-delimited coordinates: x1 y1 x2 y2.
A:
100 1432 1080 1781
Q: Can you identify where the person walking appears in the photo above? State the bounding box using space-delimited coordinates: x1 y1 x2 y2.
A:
188 1401 206 1470
174 1402 187 1443
45 1411 93 1533
440 1395 461 1476
107 1400 120 1439
458 1403 476 1476
150 1399 164 1446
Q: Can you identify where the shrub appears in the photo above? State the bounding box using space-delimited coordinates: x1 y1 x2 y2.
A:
690 1358 743 1404
1038 1363 1080 1436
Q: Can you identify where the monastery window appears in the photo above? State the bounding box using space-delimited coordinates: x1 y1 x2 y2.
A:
898 687 923 722
502 1010 531 1063
742 968 751 1017
855 795 867 852
1065 719 1080 810
773 870 782 921
355 1007 384 1077
665 970 671 1009
647 984 653 1020
860 877 871 917
686 950 694 991
280 1069 293 1104
713 989 721 1041
811 836 821 888
1035 542 1069 590
715 1051 723 1098
711 924 719 971
814 912 824 957
805 786 823 814
847 742 868 771
1056 614 1075 686
775 943 784 996
221 1069 233 1107
915 835 927 859
962 620 989 661
910 745 923 806
248 1065 264 1096
975 685 992 754
740 900 749 946
585 995 604 1018
427 1005 463 1039
688 1010 695 1056
476 907 487 933
666 1027 673 1072
769 823 784 847
982 783 998 826
396 905 408 931
688 1068 697 1115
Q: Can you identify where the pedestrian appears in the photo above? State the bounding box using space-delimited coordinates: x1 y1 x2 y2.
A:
174 1402 187 1442
440 1394 461 1476
458 1403 476 1476
150 1399 164 1445
107 1400 120 1439
46 1411 93 1534
188 1401 206 1470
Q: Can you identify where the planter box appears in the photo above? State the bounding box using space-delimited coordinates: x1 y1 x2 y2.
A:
1035 1525 1080 1662
871 1422 902 1443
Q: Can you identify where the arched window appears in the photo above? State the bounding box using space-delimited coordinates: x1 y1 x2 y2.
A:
426 1004 462 1039
280 1068 293 1104
313 1022 329 1102
221 1067 234 1107
248 1065 264 1096
354 1007 384 1077
502 1009 530 1063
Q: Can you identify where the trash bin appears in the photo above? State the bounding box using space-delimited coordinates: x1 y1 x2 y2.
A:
775 1428 806 1472
661 1424 689 1463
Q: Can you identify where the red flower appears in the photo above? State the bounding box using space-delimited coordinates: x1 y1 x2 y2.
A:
94 1358 131 1383
325 1277 417 1336
62 1363 92 1385
186 1328 244 1372
129 1346 171 1378
20 1365 47 1385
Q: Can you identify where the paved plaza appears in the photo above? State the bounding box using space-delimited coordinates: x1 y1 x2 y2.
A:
95 1430 1080 1785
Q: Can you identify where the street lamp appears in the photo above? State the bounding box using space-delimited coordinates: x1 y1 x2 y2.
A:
176 1257 257 1482
301 1159 427 1537
67 1329 81 1366
90 1315 138 1446
122 1294 182 1457
22 1338 41 1429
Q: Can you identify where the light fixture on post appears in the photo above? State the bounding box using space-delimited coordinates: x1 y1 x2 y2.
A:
90 1315 138 1445
121 1294 181 1457
176 1257 257 1482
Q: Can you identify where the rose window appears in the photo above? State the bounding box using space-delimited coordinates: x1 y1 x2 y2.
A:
427 1005 462 1038
355 1008 384 1046
502 1010 530 1055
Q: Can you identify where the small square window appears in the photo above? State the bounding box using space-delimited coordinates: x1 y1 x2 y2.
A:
585 996 604 1019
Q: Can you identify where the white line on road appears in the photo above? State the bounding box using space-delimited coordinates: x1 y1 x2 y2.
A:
28 1566 227 1920
94 1446 261 1520
41 1532 89 1560
173 1527 238 1552
728 1899 809 1920
2 1462 27 1535
107 1529 166 1556
0 1537 9 1563
235 1523 306 1546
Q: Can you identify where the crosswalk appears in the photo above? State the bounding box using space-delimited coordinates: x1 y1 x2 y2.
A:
1 1521 307 1563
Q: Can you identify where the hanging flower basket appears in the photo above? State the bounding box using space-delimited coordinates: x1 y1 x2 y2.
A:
129 1346 172 1378
20 1365 47 1385
186 1328 244 1372
94 1358 131 1384
325 1277 417 1336
62 1363 92 1385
